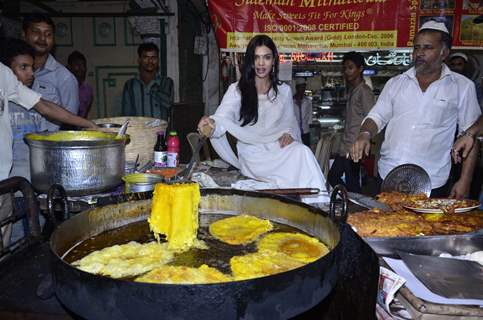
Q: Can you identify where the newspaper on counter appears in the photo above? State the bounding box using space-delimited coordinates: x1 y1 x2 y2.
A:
378 267 406 318
191 172 220 188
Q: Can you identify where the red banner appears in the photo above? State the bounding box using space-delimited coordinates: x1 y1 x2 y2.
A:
208 0 483 51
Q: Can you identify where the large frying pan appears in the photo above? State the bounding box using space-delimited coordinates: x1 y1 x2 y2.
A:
50 188 345 320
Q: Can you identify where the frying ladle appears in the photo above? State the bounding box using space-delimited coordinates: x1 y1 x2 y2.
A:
178 122 212 181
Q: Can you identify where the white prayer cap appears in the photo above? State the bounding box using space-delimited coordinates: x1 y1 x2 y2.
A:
449 52 468 62
419 20 449 34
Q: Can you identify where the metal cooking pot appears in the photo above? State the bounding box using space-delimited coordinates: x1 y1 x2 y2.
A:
50 189 344 320
25 131 129 196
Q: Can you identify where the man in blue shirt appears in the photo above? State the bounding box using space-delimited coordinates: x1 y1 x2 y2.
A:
23 13 79 132
121 42 173 120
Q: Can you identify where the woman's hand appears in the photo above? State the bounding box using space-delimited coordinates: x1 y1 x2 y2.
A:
197 116 215 137
278 133 294 148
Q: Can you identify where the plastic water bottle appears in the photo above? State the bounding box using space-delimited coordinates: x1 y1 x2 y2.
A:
153 131 167 167
166 131 180 168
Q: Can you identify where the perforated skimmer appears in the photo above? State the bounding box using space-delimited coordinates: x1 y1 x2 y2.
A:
381 164 431 196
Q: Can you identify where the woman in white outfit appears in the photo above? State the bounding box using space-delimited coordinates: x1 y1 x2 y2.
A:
197 35 328 203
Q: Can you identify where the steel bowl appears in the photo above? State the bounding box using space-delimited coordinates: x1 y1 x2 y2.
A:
97 123 122 129
122 173 164 193
25 131 129 196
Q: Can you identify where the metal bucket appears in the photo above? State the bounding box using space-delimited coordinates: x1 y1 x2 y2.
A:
25 131 129 196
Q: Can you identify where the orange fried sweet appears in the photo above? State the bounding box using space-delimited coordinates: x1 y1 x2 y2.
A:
348 209 433 237
349 191 483 238
376 192 428 210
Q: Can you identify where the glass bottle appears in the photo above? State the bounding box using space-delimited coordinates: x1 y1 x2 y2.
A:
166 131 180 168
154 131 167 168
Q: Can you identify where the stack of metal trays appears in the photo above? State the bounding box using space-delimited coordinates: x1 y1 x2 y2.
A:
366 231 483 257
377 234 483 319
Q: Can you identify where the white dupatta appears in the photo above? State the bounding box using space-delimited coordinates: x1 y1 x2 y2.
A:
209 82 300 168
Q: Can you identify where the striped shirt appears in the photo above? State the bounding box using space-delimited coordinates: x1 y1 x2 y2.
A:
121 74 173 120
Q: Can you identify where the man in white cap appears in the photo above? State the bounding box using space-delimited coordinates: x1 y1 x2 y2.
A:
350 20 481 198
448 52 482 110
293 79 312 146
449 52 469 74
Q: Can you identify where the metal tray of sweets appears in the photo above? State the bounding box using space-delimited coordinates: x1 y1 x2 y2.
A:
364 230 483 258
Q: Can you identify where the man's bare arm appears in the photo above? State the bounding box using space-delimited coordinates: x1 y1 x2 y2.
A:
33 98 98 129
450 141 478 199
467 115 483 136
350 118 378 162
452 115 482 163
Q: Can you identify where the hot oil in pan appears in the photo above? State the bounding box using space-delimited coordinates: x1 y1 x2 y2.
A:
64 214 306 275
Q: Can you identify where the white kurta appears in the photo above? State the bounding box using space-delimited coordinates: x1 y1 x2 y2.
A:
0 62 41 180
209 82 329 203
366 65 481 188
0 62 41 246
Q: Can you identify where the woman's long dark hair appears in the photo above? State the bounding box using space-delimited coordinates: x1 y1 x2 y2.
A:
238 35 281 126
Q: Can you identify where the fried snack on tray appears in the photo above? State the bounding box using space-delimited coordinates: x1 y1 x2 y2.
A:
348 209 434 237
376 192 428 210
349 191 483 237
408 198 480 214
425 211 483 235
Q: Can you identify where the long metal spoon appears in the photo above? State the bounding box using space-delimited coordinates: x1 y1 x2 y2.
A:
180 136 207 181
116 120 129 138
177 121 213 181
